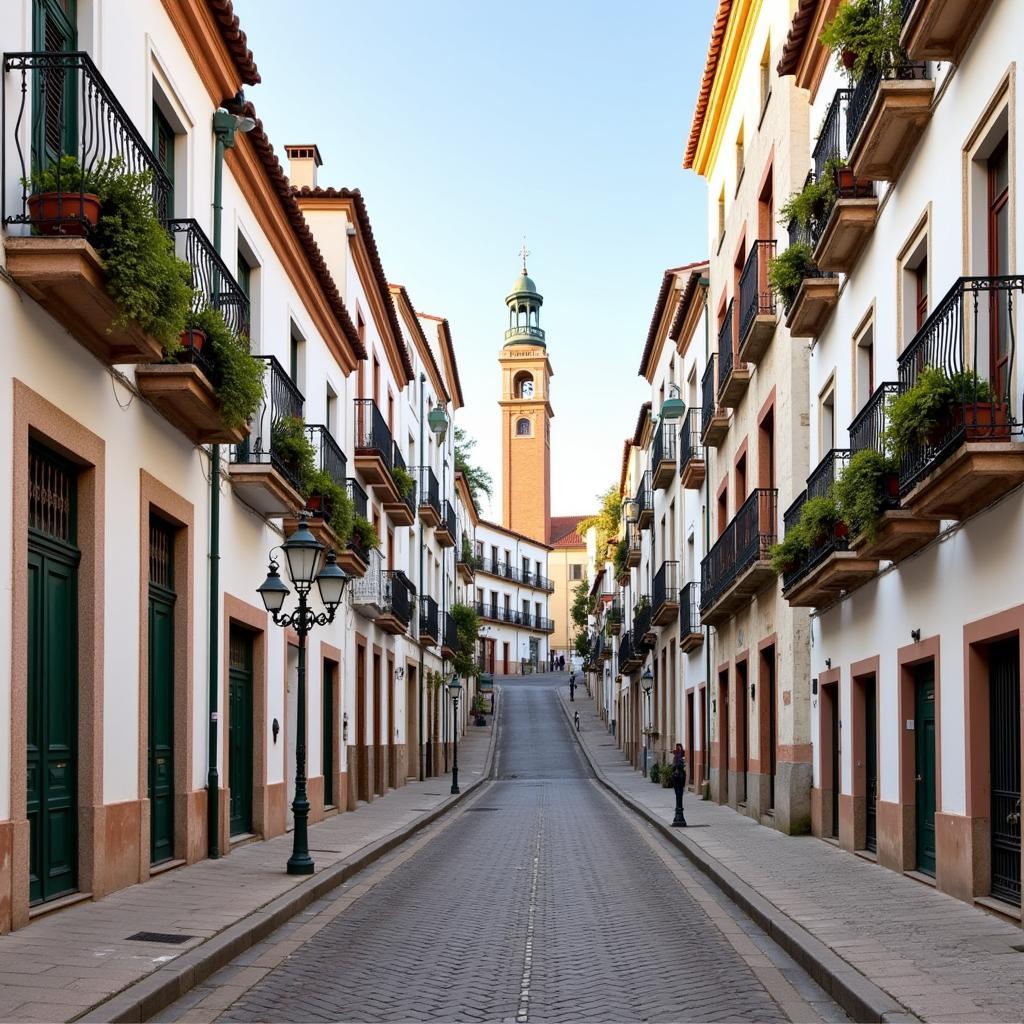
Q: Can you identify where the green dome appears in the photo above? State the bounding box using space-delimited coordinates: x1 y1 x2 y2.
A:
510 272 538 295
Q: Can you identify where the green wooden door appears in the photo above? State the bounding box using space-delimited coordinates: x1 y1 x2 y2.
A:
228 628 254 837
915 666 937 876
148 519 175 865
32 0 78 171
27 445 79 905
151 105 175 218
865 679 878 853
322 661 334 808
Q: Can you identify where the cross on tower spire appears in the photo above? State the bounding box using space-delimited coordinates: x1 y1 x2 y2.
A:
520 237 530 274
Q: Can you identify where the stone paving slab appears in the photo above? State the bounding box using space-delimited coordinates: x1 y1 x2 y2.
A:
562 686 1024 1024
0 718 495 1024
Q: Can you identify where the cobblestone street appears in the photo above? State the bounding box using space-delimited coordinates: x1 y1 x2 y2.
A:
161 676 847 1023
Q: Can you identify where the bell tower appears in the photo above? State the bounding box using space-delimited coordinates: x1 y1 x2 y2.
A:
499 247 553 542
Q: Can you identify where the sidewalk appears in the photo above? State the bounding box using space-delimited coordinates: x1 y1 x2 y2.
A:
0 718 496 1024
560 688 1024 1024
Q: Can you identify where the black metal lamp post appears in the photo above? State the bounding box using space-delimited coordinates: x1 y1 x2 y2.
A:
448 673 462 794
641 666 653 776
257 521 349 875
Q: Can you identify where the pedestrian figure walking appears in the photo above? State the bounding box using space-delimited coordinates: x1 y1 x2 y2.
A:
671 742 687 827
559 654 566 672
574 710 580 732
569 670 576 701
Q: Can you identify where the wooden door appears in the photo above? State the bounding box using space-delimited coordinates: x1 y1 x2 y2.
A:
914 665 937 875
322 660 335 808
27 445 79 905
32 0 77 172
148 518 175 864
356 644 367 801
372 652 382 796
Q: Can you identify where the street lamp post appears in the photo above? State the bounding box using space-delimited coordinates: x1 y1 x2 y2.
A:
447 674 462 794
641 665 653 777
257 521 349 875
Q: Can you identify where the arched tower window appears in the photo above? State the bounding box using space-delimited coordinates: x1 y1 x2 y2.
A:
516 417 531 436
513 371 534 399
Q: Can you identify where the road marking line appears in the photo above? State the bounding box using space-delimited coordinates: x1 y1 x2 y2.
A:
516 809 544 1023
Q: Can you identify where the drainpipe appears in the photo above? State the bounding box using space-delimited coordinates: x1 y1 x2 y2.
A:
699 274 711 788
207 107 253 859
418 373 427 779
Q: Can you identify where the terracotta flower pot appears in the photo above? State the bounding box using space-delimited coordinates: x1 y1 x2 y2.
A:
955 401 1011 442
834 520 850 539
28 191 101 236
884 472 900 499
306 494 324 514
842 48 858 70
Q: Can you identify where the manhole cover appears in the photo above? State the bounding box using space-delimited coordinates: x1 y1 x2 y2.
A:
126 931 194 945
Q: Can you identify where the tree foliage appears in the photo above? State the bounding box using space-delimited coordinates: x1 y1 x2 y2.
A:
454 426 493 506
451 601 481 679
570 578 590 630
576 485 622 554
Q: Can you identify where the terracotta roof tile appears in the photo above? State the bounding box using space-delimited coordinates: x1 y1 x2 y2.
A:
294 186 413 382
684 0 734 170
668 263 709 342
778 0 823 77
206 0 260 85
638 261 707 378
632 401 652 447
232 101 364 359
549 515 588 548
392 289 449 404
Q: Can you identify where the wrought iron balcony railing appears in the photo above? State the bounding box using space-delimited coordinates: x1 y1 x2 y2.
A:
652 417 677 472
419 594 439 642
847 61 929 155
849 381 902 454
739 240 776 344
2 51 172 230
718 299 735 395
814 88 853 182
346 477 370 560
652 561 679 618
634 470 652 520
474 555 553 591
440 499 457 540
633 600 653 650
679 407 703 472
617 630 636 673
679 581 701 637
441 610 458 653
168 219 250 339
231 355 305 488
354 399 392 467
702 355 718 431
417 465 440 517
303 425 348 529
390 442 415 513
700 488 778 611
474 601 553 631
383 570 415 627
897 275 1023 493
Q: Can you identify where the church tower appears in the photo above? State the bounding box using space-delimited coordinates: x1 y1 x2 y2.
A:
500 250 553 542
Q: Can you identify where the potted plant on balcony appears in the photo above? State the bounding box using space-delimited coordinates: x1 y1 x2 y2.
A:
391 464 415 501
352 514 380 552
303 468 354 542
271 415 317 489
800 493 846 546
834 448 899 542
770 527 807 575
819 0 902 79
24 155 109 235
768 242 815 310
91 163 194 355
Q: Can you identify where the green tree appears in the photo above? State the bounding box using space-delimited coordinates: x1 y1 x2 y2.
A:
570 578 590 630
451 601 481 680
577 485 623 554
454 426 493 506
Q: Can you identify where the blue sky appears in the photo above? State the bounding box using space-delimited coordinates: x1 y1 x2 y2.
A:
234 0 718 519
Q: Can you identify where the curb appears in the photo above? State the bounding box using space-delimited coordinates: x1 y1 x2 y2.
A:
556 689 917 1024
78 709 501 1024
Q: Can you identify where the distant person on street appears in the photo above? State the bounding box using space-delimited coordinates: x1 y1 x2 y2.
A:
559 654 565 672
569 671 576 701
671 742 688 828
574 710 580 731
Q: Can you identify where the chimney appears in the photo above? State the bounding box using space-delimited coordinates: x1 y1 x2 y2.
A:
285 144 322 189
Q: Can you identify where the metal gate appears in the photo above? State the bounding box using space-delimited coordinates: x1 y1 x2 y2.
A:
990 639 1021 906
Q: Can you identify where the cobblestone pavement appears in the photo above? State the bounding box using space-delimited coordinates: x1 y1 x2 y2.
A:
160 674 847 1023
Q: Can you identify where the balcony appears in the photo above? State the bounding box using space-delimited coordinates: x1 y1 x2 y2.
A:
700 488 778 627
701 356 729 447
456 535 477 584
679 409 705 489
2 51 171 365
417 466 441 527
651 419 677 490
738 240 777 365
419 595 439 647
633 599 655 652
382 443 416 526
679 582 702 653
440 611 458 658
900 0 992 62
353 399 395 495
625 522 642 568
635 471 653 529
617 630 641 675
606 598 623 637
717 299 750 407
228 357 305 515
474 554 554 591
785 217 839 340
847 62 934 183
473 601 553 632
896 277 1024 520
352 555 415 635
338 477 371 578
652 561 680 627
782 452 880 608
435 499 456 548
285 425 346 545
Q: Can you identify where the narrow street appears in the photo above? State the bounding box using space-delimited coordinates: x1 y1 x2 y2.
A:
161 675 846 1023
